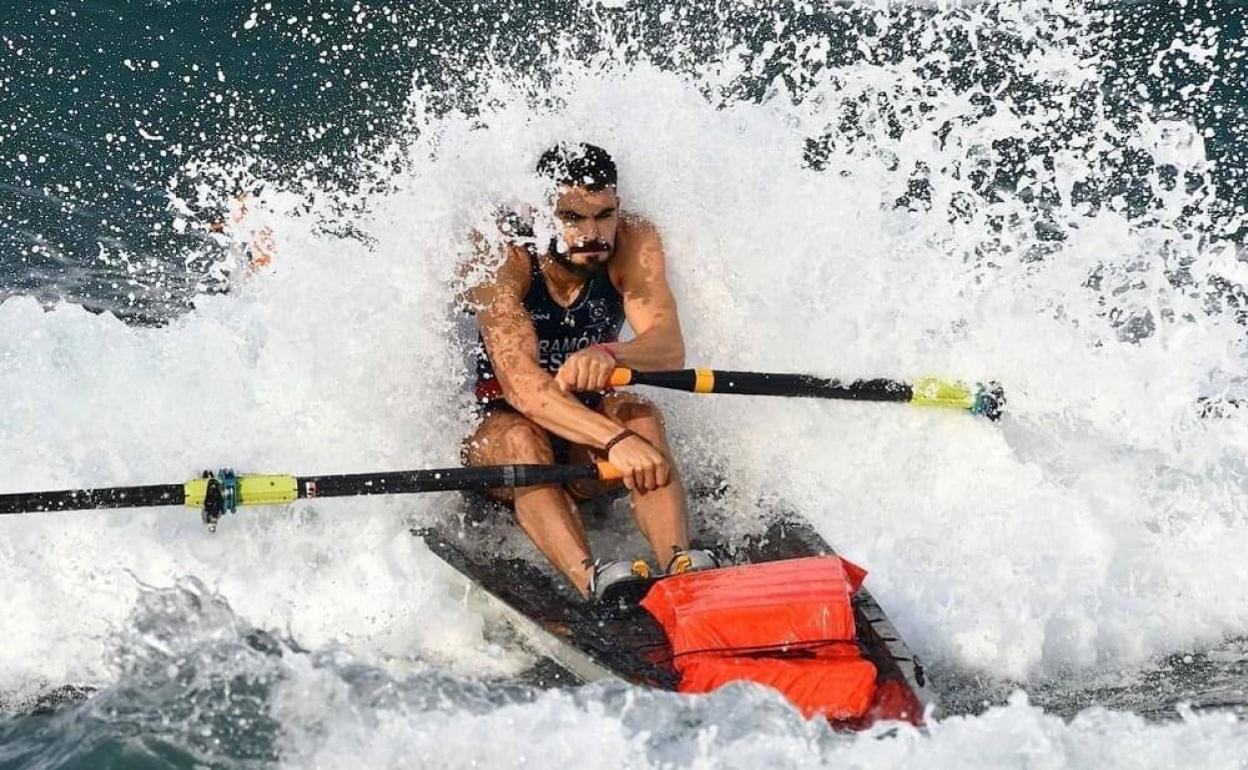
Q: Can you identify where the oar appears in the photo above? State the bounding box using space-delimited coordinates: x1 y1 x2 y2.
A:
609 368 1005 420
0 463 623 522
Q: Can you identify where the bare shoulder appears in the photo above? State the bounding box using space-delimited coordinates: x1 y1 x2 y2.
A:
612 211 666 281
463 236 532 311
618 211 661 247
609 213 668 300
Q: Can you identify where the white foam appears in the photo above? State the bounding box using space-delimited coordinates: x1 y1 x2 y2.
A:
2 6 1246 712
0 223 522 696
272 673 1248 770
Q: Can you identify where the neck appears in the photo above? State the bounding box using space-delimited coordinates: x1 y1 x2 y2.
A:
539 251 592 298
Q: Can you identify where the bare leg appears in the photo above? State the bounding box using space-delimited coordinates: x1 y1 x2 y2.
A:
599 394 691 569
463 411 595 596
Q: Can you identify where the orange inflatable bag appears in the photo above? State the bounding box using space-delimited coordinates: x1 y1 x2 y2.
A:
677 647 879 720
642 555 866 654
641 555 878 720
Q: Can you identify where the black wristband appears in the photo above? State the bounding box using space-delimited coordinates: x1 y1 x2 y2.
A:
603 428 637 454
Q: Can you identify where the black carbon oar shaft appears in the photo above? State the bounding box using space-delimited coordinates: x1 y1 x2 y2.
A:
617 369 911 401
295 464 611 499
609 367 1004 419
0 484 184 514
0 463 620 516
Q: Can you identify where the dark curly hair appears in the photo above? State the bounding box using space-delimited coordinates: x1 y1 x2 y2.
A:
535 142 617 191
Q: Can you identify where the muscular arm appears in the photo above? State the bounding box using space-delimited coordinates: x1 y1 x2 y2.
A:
468 246 625 449
609 218 685 371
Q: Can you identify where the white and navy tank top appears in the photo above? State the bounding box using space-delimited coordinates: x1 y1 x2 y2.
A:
474 250 625 403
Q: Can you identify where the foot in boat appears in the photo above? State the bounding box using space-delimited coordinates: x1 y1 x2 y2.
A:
587 558 652 606
666 548 720 575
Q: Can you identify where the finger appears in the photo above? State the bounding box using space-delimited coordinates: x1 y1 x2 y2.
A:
636 462 650 492
642 462 657 493
594 361 613 389
656 459 671 488
578 365 594 392
614 459 633 491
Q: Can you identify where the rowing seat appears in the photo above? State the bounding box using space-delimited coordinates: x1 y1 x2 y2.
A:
641 555 878 720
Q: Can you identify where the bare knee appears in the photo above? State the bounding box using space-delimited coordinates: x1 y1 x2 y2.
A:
606 396 666 432
498 420 554 463
465 414 556 466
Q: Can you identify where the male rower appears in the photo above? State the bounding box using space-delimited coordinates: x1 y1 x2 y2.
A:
463 143 716 603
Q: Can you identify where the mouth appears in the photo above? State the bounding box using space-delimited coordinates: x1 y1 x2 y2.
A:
570 243 612 260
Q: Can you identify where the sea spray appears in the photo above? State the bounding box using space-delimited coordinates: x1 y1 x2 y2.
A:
2 2 1248 766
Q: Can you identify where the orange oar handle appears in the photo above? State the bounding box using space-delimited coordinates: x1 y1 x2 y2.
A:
608 367 712 393
595 462 624 481
608 368 635 387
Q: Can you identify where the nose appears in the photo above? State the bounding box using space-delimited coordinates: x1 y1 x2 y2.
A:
580 219 600 244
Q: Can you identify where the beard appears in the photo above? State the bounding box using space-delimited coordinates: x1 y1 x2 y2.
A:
548 238 613 278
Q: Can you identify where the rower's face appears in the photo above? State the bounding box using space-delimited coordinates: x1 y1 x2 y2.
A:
553 186 619 268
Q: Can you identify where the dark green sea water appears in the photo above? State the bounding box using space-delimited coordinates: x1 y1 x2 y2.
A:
2 1 1244 321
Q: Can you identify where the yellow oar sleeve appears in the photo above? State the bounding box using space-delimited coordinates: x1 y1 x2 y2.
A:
909 377 975 410
183 475 300 507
